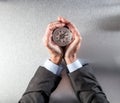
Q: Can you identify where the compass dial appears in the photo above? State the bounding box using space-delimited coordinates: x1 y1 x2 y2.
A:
52 27 72 46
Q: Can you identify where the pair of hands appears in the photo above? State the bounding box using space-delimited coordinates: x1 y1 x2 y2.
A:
43 17 82 65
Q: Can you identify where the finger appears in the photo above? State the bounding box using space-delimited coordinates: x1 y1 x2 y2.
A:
57 17 81 37
67 22 80 37
57 16 76 31
44 22 65 46
76 42 81 51
57 16 61 22
47 34 62 54
48 31 60 48
43 28 51 46
57 16 70 24
48 21 65 31
69 34 81 50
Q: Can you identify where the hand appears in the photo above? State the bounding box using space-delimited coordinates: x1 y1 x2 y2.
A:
43 21 65 64
58 17 82 64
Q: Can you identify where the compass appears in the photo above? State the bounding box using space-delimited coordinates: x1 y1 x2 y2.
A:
52 27 72 46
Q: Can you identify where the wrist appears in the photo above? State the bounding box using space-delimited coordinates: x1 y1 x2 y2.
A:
65 55 77 64
50 55 62 65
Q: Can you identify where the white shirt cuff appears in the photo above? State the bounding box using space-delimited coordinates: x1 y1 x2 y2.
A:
67 59 83 73
43 59 63 76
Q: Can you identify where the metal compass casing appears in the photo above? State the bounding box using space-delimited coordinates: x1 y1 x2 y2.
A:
52 27 72 46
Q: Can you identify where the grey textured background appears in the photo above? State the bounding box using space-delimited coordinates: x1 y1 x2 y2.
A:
0 0 120 103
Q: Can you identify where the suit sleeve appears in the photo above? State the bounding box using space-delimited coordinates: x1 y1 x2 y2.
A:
68 64 109 103
19 66 61 103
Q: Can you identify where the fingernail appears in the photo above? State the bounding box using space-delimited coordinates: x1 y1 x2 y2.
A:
58 16 61 20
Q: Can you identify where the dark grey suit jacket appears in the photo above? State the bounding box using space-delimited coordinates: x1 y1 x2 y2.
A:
19 64 109 103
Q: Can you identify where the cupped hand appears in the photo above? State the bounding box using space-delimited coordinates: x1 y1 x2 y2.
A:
43 21 65 64
58 17 82 64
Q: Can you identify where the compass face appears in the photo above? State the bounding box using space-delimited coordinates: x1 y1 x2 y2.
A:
52 27 72 46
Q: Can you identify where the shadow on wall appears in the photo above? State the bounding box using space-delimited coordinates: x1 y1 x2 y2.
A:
77 15 120 67
98 15 120 31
